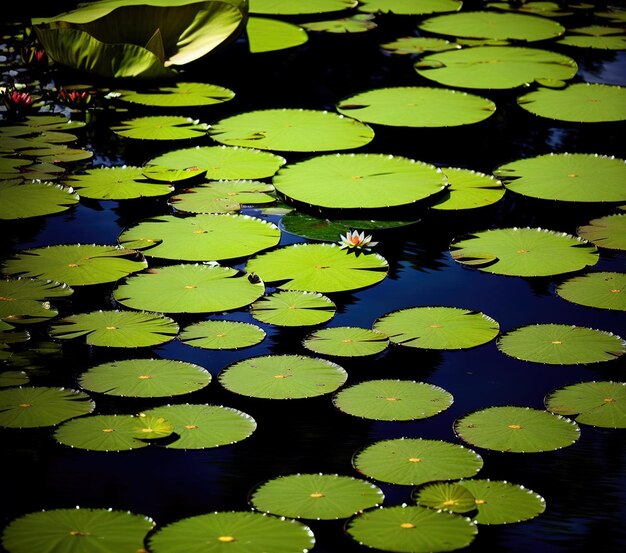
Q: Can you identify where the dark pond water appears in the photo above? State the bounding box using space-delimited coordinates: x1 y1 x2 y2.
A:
1 3 626 553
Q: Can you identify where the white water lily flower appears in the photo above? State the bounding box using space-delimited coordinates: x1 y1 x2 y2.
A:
339 230 378 251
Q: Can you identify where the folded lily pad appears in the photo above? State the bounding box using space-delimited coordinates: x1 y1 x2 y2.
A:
577 213 626 250
0 180 78 219
358 0 462 14
111 116 210 140
556 271 626 310
179 320 266 349
250 290 336 326
115 82 235 107
303 326 389 357
0 277 72 325
169 180 275 214
247 17 308 53
431 167 505 210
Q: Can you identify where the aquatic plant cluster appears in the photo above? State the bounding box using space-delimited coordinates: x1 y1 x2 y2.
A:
0 1 625 552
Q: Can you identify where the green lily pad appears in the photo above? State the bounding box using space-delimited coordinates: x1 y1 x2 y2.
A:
179 320 266 349
54 413 173 451
302 326 389 357
140 404 257 449
380 36 460 55
115 82 235 107
577 213 626 250
454 406 581 452
353 438 483 485
333 379 453 421
247 17 308 53
358 0 462 14
147 145 286 180
273 153 446 209
141 166 207 183
0 386 94 428
415 46 577 90
208 109 375 152
78 359 211 398
18 145 94 163
0 278 73 325
250 473 384 520
495 153 626 203
557 271 626 311
545 381 626 428
336 86 496 127
373 306 499 350
301 15 377 34
497 323 625 365
20 162 66 181
246 243 389 293
0 371 29 387
111 116 210 140
0 180 78 220
250 290 336 326
67 166 174 200
450 227 599 277
431 167 505 210
2 244 147 287
486 1 581 17
118 214 280 262
48 310 179 348
250 0 358 15
147 511 315 553
0 158 32 179
2 508 155 553
557 26 626 50
346 504 477 553
113 263 265 313
169 180 275 214
2 340 62 372
4 115 86 134
517 83 626 122
418 11 565 41
218 354 347 399
412 482 477 514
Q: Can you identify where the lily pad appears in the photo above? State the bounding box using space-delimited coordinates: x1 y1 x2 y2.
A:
147 511 315 553
557 26 626 50
249 290 337 326
218 354 347 399
495 153 626 203
373 306 499 350
3 115 86 134
454 406 581 452
273 153 446 209
380 36 460 55
17 144 93 163
450 227 599 277
67 166 174 200
147 145 286 180
486 1 581 17
415 46 577 90
301 15 377 34
48 310 179 348
140 404 257 449
114 82 235 107
2 508 155 553
113 263 265 313
496 323 625 365
556 272 626 311
0 371 29 387
0 386 95 428
545 381 626 428
245 243 389 293
412 482 477 514
118 214 281 262
353 438 483 485
333 379 453 421
250 0 358 15
0 180 78 220
169 180 275 214
247 17 308 53
431 167 505 210
517 83 626 122
78 359 211 398
358 0 462 14
2 244 147 286
179 320 266 349
141 166 207 183
0 278 73 325
336 86 496 127
111 116 209 140
577 213 626 250
302 326 388 357
250 473 384 520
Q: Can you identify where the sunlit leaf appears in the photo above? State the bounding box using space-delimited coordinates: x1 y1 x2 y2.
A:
111 116 209 140
247 17 308 53
115 82 235 107
302 326 388 357
250 290 336 326
179 320 266 349
556 271 626 311
0 180 78 219
577 213 626 250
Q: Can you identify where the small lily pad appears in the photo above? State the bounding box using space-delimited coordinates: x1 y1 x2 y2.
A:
557 25 626 50
556 271 626 310
380 37 460 55
412 482 477 514
0 180 78 219
577 213 626 250
111 116 209 140
179 320 266 349
303 326 388 357
0 371 29 387
6 115 86 133
0 277 73 325
358 0 462 14
250 0 358 15
247 17 308 53
115 82 235 107
250 290 337 326
431 167 505 210
486 1 580 17
301 15 377 34
169 180 275 214
141 166 207 183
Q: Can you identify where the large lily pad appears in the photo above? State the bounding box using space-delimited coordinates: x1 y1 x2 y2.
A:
302 326 389 357
0 180 78 219
358 0 462 14
415 46 577 90
250 473 384 520
556 272 626 310
48 310 179 348
545 381 626 429
2 508 155 553
0 278 73 325
336 86 495 127
218 354 347 399
78 359 211 398
114 82 235 107
454 406 581 452
118 214 281 262
450 227 599 277
247 17 308 53
0 386 94 428
333 379 453 421
111 116 209 140
577 213 626 250
2 244 147 286
496 324 625 365
245 243 389 293
431 167 505 210
209 109 375 152
373 306 499 350
169 180 275 214
249 290 337 326
250 0 358 15
273 153 446 209
517 83 626 122
353 438 483 485
113 263 265 313
495 153 626 203
557 25 626 50
179 320 266 349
